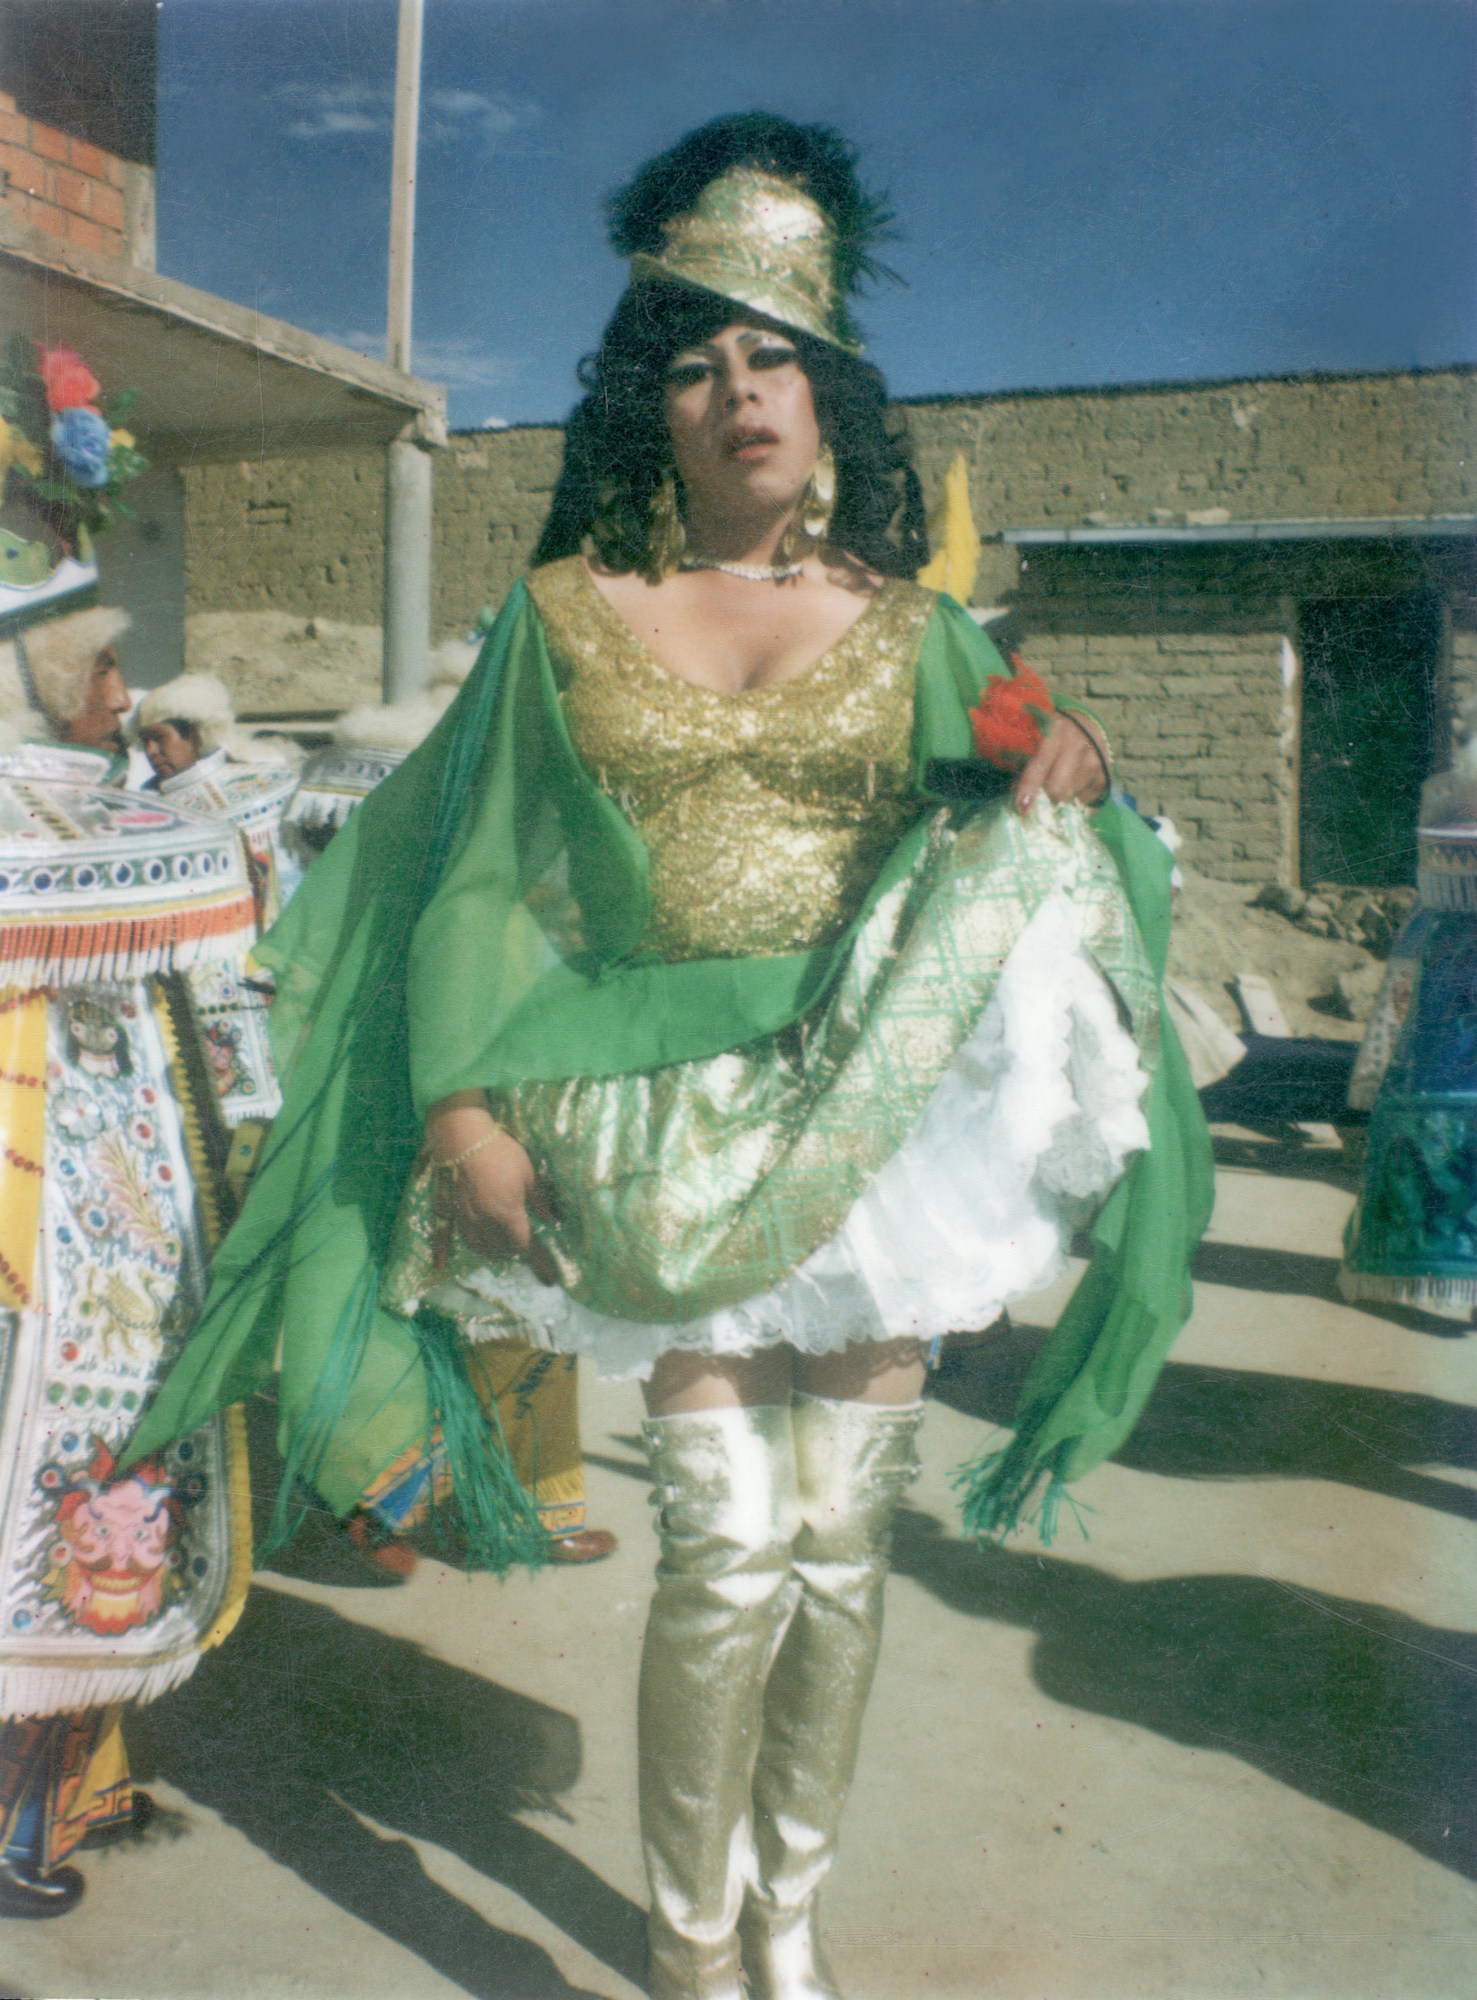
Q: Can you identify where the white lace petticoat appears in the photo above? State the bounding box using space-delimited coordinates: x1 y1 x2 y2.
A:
424 893 1152 1380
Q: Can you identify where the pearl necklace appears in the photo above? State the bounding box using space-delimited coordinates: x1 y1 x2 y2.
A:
679 555 802 582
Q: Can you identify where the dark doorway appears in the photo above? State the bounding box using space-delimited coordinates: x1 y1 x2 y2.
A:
1299 593 1443 886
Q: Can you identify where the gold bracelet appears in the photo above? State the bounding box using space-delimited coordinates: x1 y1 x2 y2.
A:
435 1128 501 1176
1061 704 1112 765
1060 709 1113 792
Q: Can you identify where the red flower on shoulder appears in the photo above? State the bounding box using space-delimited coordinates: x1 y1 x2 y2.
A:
968 654 1056 771
37 345 101 414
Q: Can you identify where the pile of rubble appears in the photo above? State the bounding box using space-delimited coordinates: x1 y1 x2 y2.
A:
1166 869 1388 1040
1248 881 1418 956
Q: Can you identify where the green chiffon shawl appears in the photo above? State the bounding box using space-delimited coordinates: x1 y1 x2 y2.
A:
126 582 1213 1547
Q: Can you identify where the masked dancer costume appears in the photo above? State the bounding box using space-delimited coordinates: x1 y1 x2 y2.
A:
131 117 1211 1997
0 768 254 1914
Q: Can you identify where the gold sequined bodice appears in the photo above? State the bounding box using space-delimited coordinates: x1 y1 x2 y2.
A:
527 556 935 961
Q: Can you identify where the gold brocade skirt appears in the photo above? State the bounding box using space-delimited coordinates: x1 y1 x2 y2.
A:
383 800 1159 1378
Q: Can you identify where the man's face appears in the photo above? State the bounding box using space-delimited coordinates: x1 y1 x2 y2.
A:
142 719 201 780
66 646 131 748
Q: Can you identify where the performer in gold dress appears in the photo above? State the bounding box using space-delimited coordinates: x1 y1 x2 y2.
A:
132 116 1211 1998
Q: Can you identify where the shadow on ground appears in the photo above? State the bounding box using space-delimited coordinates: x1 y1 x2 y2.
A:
1210 1128 1364 1193
930 1330 1477 1521
128 1587 646 1999
892 1507 1477 1879
1192 1231 1469 1338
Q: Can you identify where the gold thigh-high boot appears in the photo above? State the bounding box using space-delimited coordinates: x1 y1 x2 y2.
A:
639 1403 801 2000
739 1394 923 2000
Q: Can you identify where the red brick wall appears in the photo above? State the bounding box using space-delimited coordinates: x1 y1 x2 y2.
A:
0 87 128 257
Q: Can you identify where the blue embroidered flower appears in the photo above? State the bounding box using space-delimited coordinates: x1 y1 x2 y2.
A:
50 407 112 488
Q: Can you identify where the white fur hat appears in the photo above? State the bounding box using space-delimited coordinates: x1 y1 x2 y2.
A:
332 687 456 753
137 671 236 754
430 637 479 689
15 606 132 727
328 637 476 752
0 640 49 739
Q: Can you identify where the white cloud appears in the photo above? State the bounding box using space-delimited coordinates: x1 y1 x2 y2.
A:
279 80 542 150
423 89 542 148
414 336 521 390
280 81 388 140
322 327 520 393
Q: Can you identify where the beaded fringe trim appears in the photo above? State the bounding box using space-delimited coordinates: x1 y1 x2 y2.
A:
1416 866 1477 914
0 896 256 990
284 791 359 835
0 1650 201 1722
1338 1268 1477 1309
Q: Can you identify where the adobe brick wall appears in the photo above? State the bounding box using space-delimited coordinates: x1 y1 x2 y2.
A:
186 370 1475 630
184 428 566 638
902 369 1477 602
433 429 566 629
0 87 140 259
1010 546 1294 880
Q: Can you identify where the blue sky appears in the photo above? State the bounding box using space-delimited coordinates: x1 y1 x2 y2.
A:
158 0 1475 430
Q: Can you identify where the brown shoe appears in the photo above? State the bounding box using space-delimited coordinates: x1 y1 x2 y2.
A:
546 1527 618 1564
344 1511 419 1577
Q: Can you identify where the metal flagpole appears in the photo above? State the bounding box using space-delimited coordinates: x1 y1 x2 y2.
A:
386 0 422 375
383 0 432 701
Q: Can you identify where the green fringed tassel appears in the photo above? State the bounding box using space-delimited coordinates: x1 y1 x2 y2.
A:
952 1436 1092 1549
415 1308 551 1573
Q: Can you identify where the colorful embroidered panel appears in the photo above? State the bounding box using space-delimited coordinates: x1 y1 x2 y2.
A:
181 960 282 1129
160 761 299 929
0 981 246 1717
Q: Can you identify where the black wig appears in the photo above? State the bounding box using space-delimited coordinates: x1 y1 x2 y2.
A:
532 115 927 579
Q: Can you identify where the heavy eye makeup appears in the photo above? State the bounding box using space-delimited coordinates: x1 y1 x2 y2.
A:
664 342 800 390
742 342 799 371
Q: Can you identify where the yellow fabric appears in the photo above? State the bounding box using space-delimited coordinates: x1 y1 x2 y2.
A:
918 453 981 605
0 992 47 1310
54 1705 131 1861
46 1706 131 1868
199 1403 254 1652
465 1342 586 1532
152 984 253 1654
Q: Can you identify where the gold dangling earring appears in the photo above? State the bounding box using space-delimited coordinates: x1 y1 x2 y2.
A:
780 444 837 566
645 469 687 581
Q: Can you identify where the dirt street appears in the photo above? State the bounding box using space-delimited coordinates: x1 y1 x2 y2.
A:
5 1133 1474 2000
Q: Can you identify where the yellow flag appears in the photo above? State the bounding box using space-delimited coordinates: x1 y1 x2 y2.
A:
918 452 981 604
0 991 47 1309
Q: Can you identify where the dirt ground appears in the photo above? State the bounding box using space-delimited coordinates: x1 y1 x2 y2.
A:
185 612 384 717
7 1132 1473 2000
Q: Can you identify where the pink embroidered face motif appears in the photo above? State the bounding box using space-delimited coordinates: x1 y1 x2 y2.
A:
50 1446 178 1635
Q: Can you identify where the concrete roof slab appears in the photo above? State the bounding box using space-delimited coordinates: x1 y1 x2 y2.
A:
1 216 447 462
